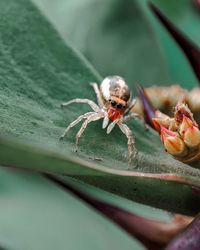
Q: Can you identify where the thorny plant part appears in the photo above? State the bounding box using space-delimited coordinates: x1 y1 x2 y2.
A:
60 76 140 167
152 102 200 164
133 85 200 122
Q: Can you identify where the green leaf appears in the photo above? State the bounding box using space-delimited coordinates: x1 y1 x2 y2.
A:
32 0 170 87
62 176 171 222
1 0 200 216
137 0 200 88
0 167 145 250
148 1 200 84
151 0 200 47
1 135 200 215
45 174 176 249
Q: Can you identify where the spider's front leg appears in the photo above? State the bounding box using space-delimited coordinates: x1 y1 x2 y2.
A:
118 123 138 168
123 112 140 123
60 112 94 139
61 98 100 112
75 112 104 151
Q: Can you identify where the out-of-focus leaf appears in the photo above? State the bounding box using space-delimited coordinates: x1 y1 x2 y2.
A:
149 2 200 84
62 176 172 222
137 0 200 88
46 174 192 250
1 0 200 215
32 0 170 87
151 0 200 47
0 167 145 250
33 0 200 88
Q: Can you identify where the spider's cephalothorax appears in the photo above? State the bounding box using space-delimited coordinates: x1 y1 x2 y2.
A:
60 76 139 167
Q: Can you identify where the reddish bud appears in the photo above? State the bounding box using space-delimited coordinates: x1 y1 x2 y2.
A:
160 126 187 156
179 115 196 137
183 126 200 148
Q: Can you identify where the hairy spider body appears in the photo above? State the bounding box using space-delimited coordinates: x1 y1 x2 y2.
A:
60 76 138 166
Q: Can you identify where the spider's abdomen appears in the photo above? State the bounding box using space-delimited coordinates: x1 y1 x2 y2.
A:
100 76 131 102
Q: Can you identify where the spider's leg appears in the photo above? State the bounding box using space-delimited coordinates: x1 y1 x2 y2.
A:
118 123 138 167
124 98 136 114
123 112 147 129
61 98 99 112
90 83 104 108
106 118 120 134
76 112 104 150
60 112 94 139
122 112 140 123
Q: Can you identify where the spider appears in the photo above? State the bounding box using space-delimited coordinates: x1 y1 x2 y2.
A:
60 76 140 166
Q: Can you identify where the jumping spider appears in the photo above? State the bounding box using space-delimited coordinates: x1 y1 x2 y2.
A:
60 76 140 166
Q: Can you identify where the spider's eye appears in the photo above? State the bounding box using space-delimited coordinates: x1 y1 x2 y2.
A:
117 104 122 109
123 105 126 109
111 100 117 107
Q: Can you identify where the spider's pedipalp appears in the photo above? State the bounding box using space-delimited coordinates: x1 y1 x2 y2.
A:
102 115 109 129
60 112 94 140
90 82 104 108
61 98 100 112
118 123 138 167
106 118 120 134
75 112 104 149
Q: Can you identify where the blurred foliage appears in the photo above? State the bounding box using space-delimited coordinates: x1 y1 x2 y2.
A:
138 0 200 88
0 167 145 250
33 0 170 87
33 0 200 88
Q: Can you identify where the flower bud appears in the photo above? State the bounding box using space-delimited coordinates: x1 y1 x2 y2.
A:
152 111 176 132
179 115 194 137
152 118 163 132
160 126 187 156
174 102 198 127
183 126 200 148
